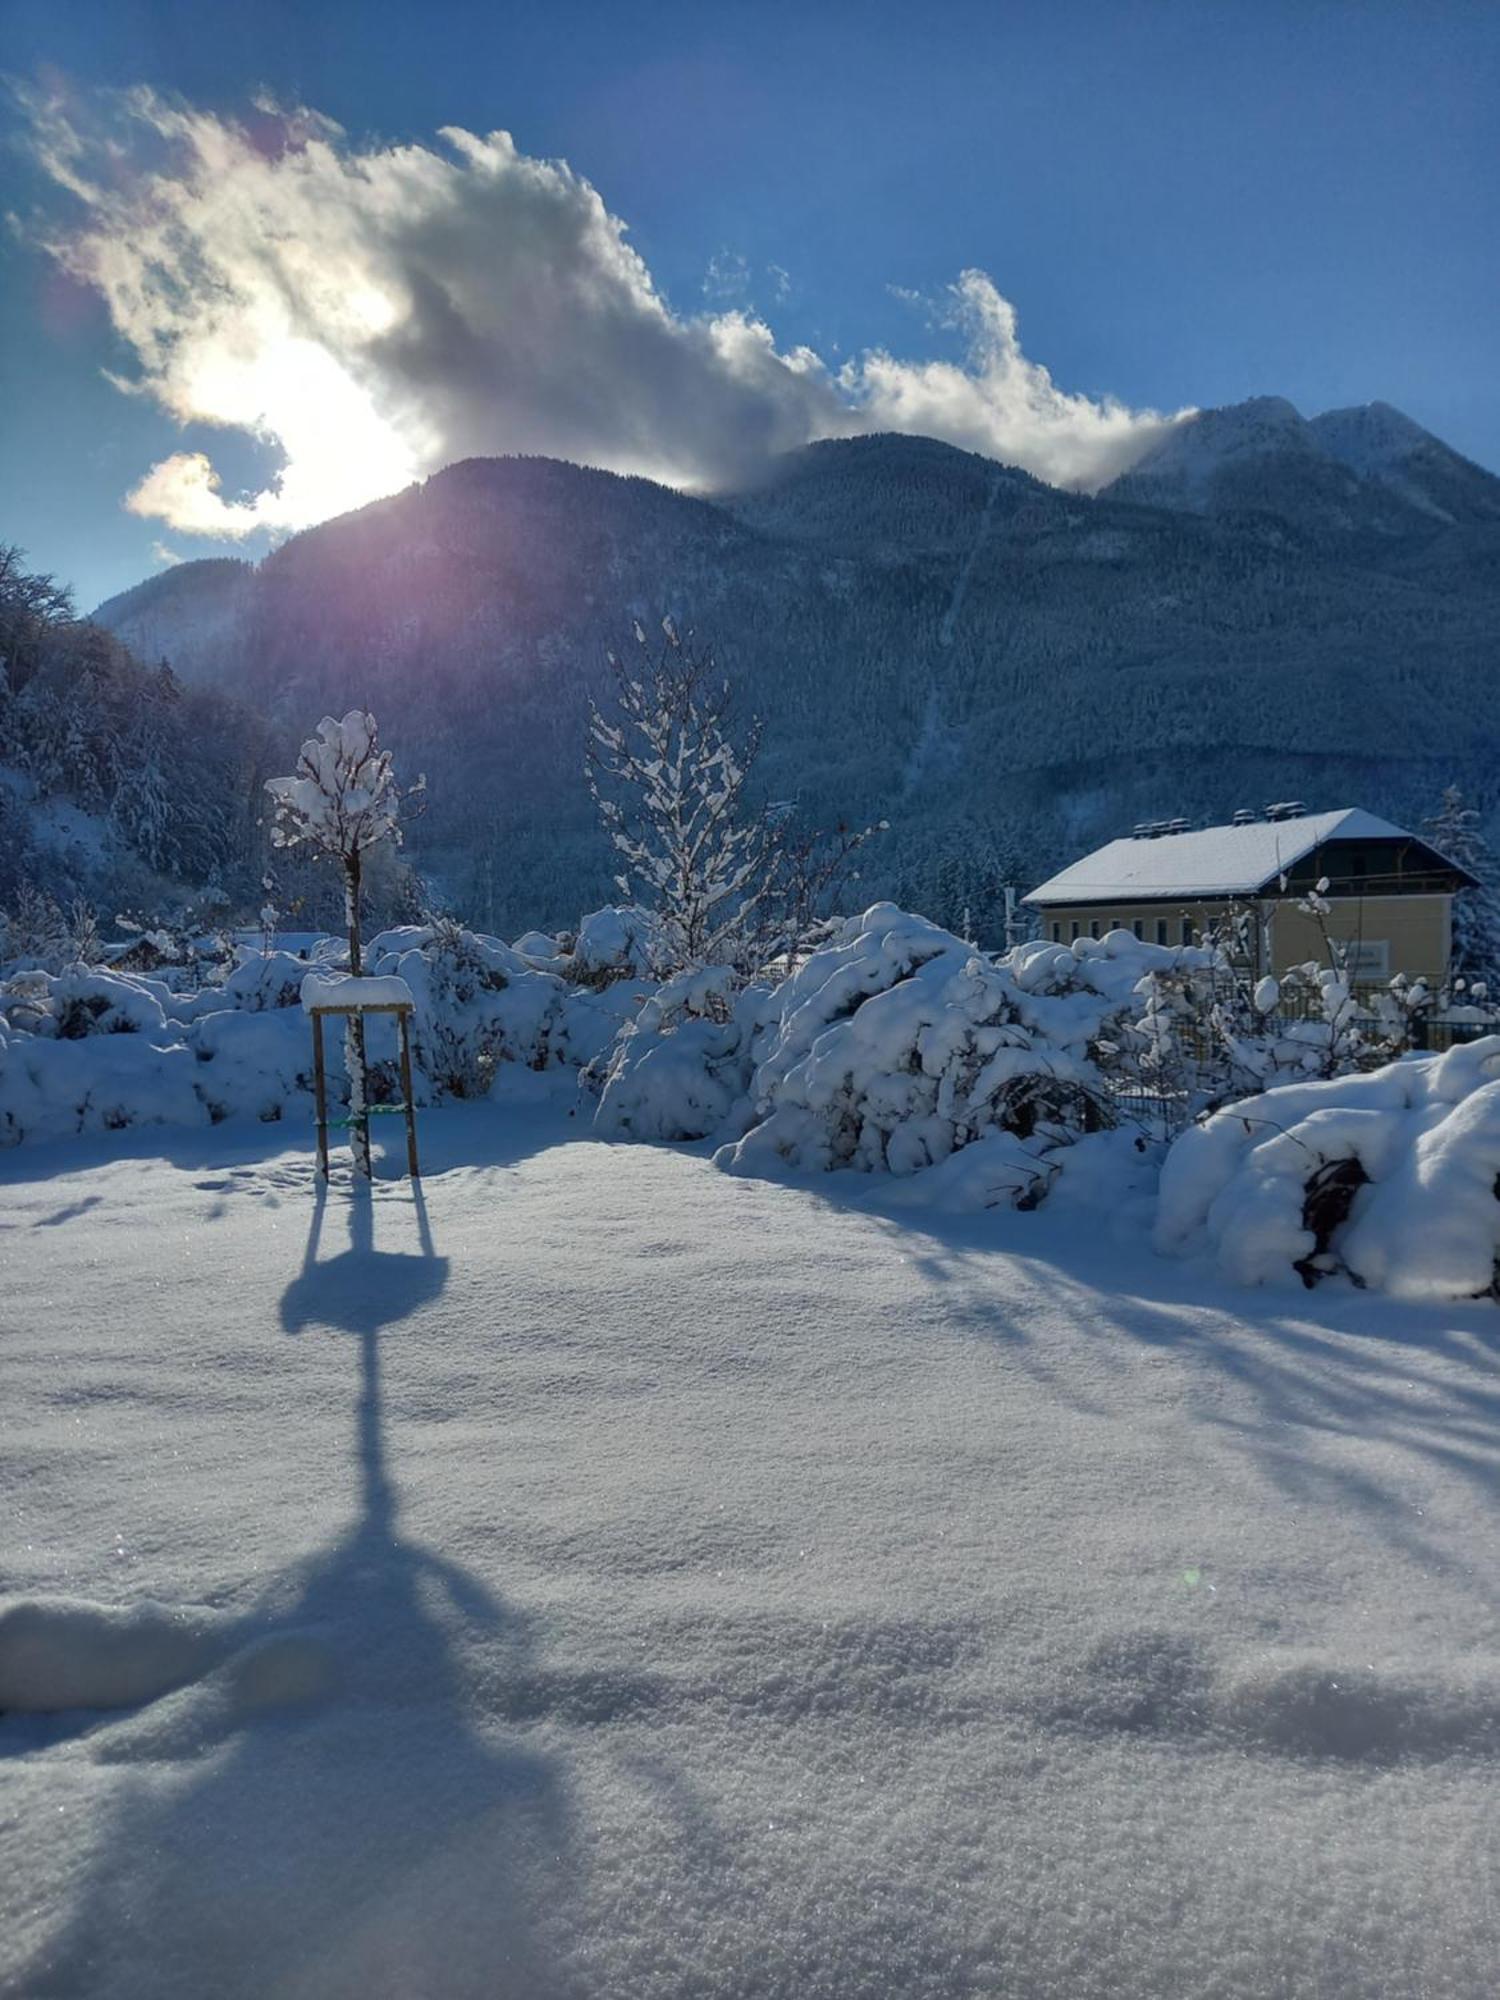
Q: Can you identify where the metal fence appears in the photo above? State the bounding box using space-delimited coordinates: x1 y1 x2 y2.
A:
1104 988 1500 1144
1270 982 1497 1055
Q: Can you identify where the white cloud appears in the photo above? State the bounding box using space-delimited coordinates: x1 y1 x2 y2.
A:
703 248 752 303
20 86 1185 539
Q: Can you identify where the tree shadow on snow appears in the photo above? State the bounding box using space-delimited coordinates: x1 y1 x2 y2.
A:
19 1184 587 1999
780 1163 1500 1598
278 1174 451 1335
0 1089 579 1203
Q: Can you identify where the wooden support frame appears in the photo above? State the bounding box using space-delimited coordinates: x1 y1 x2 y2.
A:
307 1000 421 1180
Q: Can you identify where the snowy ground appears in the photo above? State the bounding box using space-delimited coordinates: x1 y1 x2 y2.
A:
3 1089 1499 1997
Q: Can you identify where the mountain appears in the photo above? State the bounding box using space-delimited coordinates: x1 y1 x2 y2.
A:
94 406 1500 941
1103 396 1500 538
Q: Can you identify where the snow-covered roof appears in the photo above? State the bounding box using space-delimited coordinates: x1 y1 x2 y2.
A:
1025 808 1457 906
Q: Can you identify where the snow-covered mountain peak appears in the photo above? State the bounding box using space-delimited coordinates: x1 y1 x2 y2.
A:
1309 400 1439 472
1109 396 1316 500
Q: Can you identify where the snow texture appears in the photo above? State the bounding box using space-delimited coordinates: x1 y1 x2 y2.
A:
3 1102 1499 1996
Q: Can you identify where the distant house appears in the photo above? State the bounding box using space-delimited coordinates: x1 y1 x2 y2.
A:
1023 805 1476 980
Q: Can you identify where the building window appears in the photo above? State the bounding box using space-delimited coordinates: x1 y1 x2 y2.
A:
1132 919 1144 940
1181 918 1196 945
1089 919 1100 939
1155 919 1168 946
1051 922 1061 943
1070 921 1080 941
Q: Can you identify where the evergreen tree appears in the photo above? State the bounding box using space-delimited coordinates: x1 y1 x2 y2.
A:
1425 785 1500 988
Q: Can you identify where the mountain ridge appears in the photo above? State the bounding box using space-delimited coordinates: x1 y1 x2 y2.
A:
93 403 1500 939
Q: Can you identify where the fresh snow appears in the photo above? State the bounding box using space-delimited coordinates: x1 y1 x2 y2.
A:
4 1099 1500 1996
300 973 416 1012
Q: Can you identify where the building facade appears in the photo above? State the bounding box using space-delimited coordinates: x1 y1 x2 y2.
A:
1023 807 1474 981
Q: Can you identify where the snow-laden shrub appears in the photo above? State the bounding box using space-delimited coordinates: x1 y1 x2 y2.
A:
366 920 564 1100
1155 1037 1500 1299
593 964 771 1141
0 922 578 1150
0 1019 208 1147
1 968 56 1037
552 980 648 1072
512 929 568 971
878 1128 1059 1212
47 968 171 1041
577 907 1222 1204
216 950 311 1014
717 908 1115 1184
561 906 667 988
190 1008 314 1124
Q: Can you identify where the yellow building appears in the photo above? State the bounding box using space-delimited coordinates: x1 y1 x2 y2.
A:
1023 806 1475 982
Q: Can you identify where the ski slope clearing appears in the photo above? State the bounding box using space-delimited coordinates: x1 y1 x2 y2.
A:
3 1095 1499 1997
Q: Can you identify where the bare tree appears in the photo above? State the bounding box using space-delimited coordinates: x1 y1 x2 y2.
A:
588 620 771 972
588 618 883 976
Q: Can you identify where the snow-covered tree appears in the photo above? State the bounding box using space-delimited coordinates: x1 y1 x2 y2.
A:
587 618 882 976
1425 784 1500 990
265 711 423 1172
588 621 773 974
110 707 172 872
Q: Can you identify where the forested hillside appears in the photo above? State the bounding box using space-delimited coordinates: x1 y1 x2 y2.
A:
0 548 274 928
94 407 1500 941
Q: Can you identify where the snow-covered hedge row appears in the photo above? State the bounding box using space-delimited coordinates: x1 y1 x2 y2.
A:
0 921 635 1151
1155 1038 1500 1299
593 904 1220 1204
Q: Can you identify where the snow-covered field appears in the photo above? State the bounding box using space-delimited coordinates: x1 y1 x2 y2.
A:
4 1089 1499 1997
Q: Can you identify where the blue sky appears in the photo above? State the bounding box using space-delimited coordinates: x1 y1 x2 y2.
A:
2 0 1496 609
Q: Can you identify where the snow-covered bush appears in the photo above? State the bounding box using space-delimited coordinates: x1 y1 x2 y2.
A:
0 922 581 1151
716 907 1133 1185
216 950 310 1013
593 964 769 1141
512 929 567 967
560 905 668 988
581 906 1229 1204
1155 1037 1500 1299
366 920 564 1099
39 967 171 1040
0 1018 208 1148
190 1007 313 1124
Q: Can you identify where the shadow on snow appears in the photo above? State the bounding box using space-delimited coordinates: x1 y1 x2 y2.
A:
17 1177 588 1999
